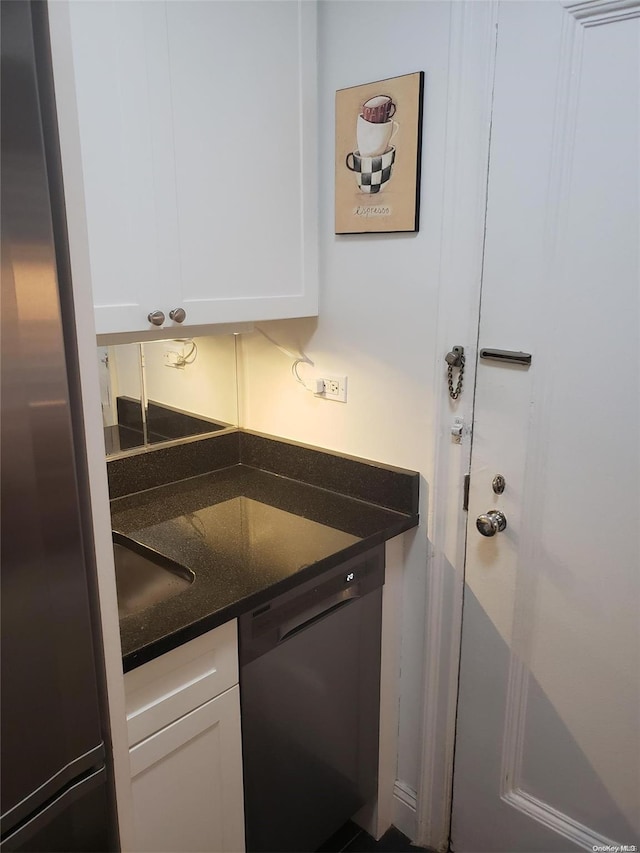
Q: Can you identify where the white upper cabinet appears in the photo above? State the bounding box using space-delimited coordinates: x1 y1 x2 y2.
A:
49 1 318 337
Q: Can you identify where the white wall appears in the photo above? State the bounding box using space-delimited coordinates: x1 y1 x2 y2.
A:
239 0 452 827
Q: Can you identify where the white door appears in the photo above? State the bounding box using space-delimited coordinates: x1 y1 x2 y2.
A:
452 2 640 852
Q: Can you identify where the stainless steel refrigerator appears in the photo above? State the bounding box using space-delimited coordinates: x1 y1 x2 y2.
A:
1 2 116 849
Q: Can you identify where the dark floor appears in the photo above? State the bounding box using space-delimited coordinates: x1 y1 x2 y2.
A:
317 820 433 852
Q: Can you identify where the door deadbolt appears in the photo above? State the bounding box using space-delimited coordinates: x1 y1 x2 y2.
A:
476 510 507 537
492 474 506 495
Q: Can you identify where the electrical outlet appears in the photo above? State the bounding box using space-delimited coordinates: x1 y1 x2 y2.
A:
314 374 348 403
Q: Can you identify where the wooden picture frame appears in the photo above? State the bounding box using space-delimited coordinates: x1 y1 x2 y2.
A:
335 71 424 235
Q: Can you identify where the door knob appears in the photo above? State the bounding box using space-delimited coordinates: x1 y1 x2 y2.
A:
147 310 165 326
169 308 186 323
476 510 507 537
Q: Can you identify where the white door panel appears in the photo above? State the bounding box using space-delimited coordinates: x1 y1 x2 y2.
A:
130 686 245 853
452 2 639 851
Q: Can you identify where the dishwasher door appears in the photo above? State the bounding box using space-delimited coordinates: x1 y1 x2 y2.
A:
239 547 384 853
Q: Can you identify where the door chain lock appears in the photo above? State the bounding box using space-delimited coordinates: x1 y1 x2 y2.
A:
445 346 465 399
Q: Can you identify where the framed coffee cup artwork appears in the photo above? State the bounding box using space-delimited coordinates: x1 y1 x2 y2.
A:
335 71 424 234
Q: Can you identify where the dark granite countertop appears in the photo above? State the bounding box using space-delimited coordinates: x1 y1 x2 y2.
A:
109 432 419 671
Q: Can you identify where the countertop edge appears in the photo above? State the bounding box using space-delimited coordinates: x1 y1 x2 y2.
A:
121 512 418 673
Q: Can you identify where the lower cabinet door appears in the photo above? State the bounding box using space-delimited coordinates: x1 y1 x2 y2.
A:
129 685 245 853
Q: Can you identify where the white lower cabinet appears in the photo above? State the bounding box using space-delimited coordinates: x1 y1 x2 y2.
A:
123 622 245 852
129 686 245 853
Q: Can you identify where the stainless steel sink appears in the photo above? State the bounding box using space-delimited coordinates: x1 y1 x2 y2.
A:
113 533 195 618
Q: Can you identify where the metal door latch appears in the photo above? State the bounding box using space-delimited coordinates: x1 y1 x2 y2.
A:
451 417 464 443
445 346 464 368
480 348 532 366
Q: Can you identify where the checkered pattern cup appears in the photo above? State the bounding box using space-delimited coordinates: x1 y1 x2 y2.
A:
345 147 396 194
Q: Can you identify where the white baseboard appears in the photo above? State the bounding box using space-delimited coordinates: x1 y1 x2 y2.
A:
392 780 418 841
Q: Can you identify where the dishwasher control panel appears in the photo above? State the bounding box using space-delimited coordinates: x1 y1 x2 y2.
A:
239 546 385 666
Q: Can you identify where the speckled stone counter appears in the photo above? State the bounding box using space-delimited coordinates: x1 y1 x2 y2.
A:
109 431 419 671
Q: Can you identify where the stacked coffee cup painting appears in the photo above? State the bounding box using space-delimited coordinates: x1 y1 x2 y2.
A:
346 95 398 194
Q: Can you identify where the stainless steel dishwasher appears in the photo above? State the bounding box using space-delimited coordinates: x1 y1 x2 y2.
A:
239 547 384 853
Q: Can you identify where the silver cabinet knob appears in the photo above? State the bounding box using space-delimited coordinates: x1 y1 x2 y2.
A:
147 310 165 326
169 308 186 323
476 510 507 537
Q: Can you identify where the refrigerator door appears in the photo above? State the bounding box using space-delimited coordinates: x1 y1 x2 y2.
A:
1 0 108 842
1 769 109 853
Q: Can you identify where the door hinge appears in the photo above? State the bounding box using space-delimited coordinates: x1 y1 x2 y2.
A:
463 473 470 511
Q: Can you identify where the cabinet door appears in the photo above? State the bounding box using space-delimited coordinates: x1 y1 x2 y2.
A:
129 686 245 853
51 1 179 336
164 0 318 327
50 1 318 336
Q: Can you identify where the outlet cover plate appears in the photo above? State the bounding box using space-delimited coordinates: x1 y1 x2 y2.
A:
315 374 348 402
